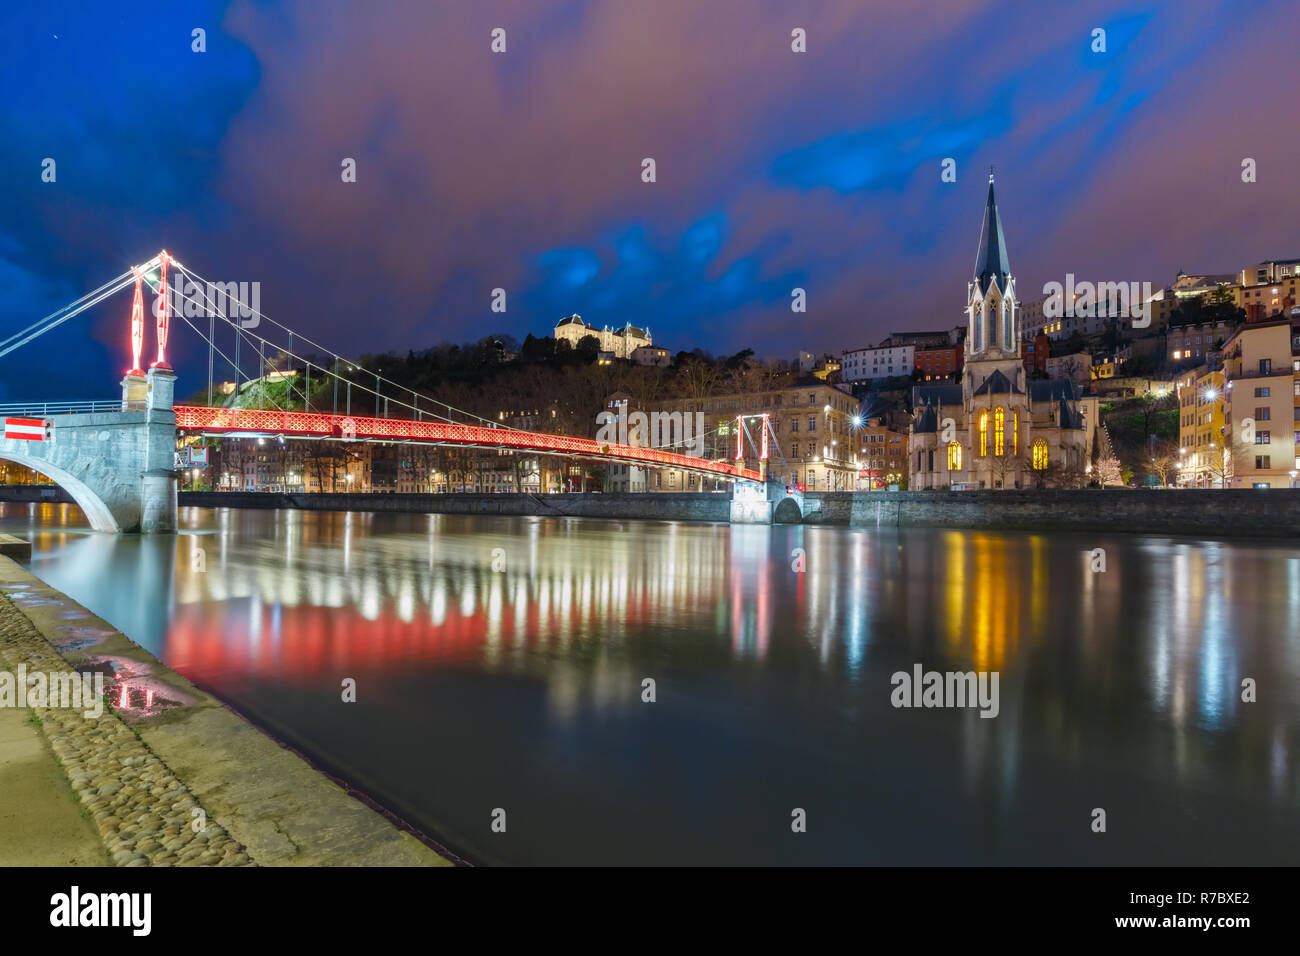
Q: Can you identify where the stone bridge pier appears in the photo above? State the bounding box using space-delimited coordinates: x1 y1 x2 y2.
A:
730 478 805 524
0 368 179 533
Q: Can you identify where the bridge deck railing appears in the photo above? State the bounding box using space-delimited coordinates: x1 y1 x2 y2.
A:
0 401 145 416
174 405 762 481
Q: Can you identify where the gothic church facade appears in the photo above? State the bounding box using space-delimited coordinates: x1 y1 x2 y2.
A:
909 177 1096 489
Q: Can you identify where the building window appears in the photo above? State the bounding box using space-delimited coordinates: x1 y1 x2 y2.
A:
1255 387 1270 397
1256 407 1271 421
978 410 988 456
1032 439 1049 471
994 407 1005 456
947 442 962 470
1256 456 1271 469
1013 409 1018 456
808 418 816 431
1257 431 1271 445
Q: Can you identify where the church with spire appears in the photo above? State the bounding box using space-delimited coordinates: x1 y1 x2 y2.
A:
909 175 1097 489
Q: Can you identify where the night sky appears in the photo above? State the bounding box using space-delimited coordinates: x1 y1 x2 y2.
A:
2 0 1297 402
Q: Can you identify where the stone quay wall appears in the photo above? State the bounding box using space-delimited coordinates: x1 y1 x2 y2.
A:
176 490 734 522
7 486 1300 537
847 489 1300 538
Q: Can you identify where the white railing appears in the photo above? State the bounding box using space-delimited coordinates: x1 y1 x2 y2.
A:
0 401 146 416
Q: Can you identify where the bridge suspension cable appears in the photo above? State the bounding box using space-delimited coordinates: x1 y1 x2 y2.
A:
3 251 749 467
168 260 502 430
0 257 162 360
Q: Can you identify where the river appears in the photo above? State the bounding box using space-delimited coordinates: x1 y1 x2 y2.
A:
2 501 1297 865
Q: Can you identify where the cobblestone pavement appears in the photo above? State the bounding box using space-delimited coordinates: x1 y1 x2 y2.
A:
0 595 252 866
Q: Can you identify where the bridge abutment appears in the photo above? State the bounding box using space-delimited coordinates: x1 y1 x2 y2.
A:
0 368 179 533
729 479 805 524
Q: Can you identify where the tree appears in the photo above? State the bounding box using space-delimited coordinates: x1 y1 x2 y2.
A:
1023 454 1062 490
987 453 1019 489
677 358 721 402
1147 438 1177 487
1095 426 1123 487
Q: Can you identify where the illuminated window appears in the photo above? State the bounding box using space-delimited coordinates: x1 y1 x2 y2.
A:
979 410 988 456
1032 439 1048 470
1012 409 1019 456
947 442 961 470
994 407 1005 456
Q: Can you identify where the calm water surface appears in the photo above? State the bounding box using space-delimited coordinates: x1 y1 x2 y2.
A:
2 501 1298 865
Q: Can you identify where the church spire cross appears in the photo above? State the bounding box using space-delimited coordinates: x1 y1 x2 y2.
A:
973 172 1010 292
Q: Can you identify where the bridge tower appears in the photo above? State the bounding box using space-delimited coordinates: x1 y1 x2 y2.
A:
0 259 179 533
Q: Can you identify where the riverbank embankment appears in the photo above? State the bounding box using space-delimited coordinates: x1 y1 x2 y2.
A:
173 488 1300 538
0 556 452 866
5 485 1300 538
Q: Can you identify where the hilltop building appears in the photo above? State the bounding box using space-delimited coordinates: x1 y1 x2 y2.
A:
554 315 651 359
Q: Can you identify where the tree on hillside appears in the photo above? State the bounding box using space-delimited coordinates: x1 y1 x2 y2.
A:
575 334 601 363
1095 426 1123 487
1146 438 1177 487
678 357 721 402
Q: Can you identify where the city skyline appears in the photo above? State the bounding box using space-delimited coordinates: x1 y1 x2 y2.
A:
3 0 1299 403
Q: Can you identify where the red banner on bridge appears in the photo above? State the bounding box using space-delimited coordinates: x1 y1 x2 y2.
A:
4 417 48 441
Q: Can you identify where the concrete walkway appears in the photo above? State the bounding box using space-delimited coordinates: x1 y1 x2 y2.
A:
0 705 104 865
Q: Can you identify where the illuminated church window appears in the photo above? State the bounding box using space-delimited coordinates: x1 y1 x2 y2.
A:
979 410 988 456
1032 439 1048 470
994 407 1005 456
947 442 961 470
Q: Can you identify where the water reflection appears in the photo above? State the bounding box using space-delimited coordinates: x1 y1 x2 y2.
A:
2 502 1298 865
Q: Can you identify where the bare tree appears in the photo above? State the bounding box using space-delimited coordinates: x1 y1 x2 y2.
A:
1147 439 1177 487
678 359 721 402
987 453 1019 489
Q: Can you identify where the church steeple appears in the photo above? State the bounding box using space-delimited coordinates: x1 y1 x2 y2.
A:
966 172 1018 360
974 173 1010 294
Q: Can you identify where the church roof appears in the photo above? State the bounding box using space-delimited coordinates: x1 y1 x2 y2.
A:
911 385 963 432
974 176 1011 294
1028 379 1080 402
1058 397 1085 429
556 314 588 328
912 404 939 433
972 368 1022 396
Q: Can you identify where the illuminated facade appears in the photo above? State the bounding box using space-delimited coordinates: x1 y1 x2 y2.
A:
1175 366 1226 487
554 314 651 359
1221 318 1299 488
647 384 859 491
910 177 1097 489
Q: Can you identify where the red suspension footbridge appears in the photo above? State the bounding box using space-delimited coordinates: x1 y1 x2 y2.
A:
1 251 775 495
